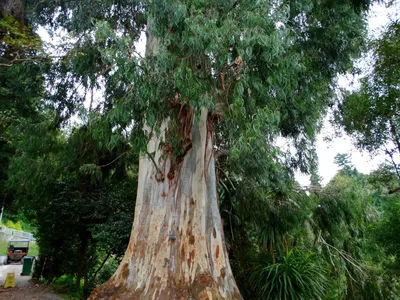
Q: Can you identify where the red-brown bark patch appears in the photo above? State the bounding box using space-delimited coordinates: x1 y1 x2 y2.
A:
88 279 132 300
180 244 185 258
194 273 213 287
216 245 220 259
189 235 195 245
220 267 226 279
167 171 175 180
121 263 129 279
186 222 192 236
138 245 145 257
192 274 222 300
190 249 195 260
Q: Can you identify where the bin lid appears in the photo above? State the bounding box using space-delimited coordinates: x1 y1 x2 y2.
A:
24 256 33 260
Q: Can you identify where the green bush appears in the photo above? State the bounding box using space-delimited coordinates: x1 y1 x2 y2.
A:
52 274 80 297
95 257 119 286
4 220 22 230
251 250 329 300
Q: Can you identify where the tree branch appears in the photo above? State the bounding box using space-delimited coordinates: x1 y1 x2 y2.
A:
384 146 400 179
388 187 400 194
90 252 111 283
98 152 128 168
146 151 162 175
0 57 45 67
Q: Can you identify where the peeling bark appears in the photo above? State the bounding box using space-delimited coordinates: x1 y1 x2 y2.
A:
89 108 242 299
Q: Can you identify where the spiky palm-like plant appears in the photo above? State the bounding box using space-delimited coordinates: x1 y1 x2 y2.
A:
251 250 328 300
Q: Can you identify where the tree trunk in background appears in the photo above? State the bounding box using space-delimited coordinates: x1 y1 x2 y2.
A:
89 108 242 299
0 0 24 27
1 0 25 65
76 234 88 293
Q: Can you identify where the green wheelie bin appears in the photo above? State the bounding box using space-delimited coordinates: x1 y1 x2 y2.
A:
21 256 34 276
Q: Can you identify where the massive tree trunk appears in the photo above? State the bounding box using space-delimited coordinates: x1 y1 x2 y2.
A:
89 108 242 299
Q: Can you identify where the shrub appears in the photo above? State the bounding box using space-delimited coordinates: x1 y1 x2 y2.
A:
251 250 329 300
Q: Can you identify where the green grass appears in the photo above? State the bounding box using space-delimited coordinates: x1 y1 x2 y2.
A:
0 241 7 256
51 275 81 299
29 242 39 257
0 240 39 257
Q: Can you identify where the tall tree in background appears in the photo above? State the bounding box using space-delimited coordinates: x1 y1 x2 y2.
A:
335 20 400 177
0 0 42 213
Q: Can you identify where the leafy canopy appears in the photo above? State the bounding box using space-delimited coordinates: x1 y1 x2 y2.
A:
335 20 400 173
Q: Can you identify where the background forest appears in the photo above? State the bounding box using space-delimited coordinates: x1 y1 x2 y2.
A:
1 0 400 299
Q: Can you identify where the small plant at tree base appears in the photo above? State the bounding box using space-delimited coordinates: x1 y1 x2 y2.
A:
251 250 329 300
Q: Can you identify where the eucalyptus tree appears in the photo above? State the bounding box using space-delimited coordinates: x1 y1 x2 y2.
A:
20 0 373 298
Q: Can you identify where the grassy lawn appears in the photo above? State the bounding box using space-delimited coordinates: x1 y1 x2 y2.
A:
0 240 39 257
29 242 39 257
0 240 8 256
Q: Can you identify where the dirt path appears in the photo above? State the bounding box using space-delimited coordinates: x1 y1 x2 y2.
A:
0 264 65 300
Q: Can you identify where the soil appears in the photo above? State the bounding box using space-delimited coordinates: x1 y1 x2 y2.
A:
0 264 65 300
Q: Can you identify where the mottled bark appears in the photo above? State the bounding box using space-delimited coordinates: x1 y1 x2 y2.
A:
89 109 242 299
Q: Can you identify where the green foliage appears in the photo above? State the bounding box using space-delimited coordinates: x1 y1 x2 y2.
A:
251 250 329 300
372 195 400 267
94 257 119 286
51 274 81 298
334 153 362 177
0 7 46 220
334 153 354 170
335 20 400 173
311 167 399 299
29 242 39 257
368 163 400 193
7 115 137 297
0 15 42 59
18 0 372 176
310 158 323 187
4 219 22 230
220 150 400 299
0 240 10 256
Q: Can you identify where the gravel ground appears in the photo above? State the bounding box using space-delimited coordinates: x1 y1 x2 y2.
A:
0 264 64 300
